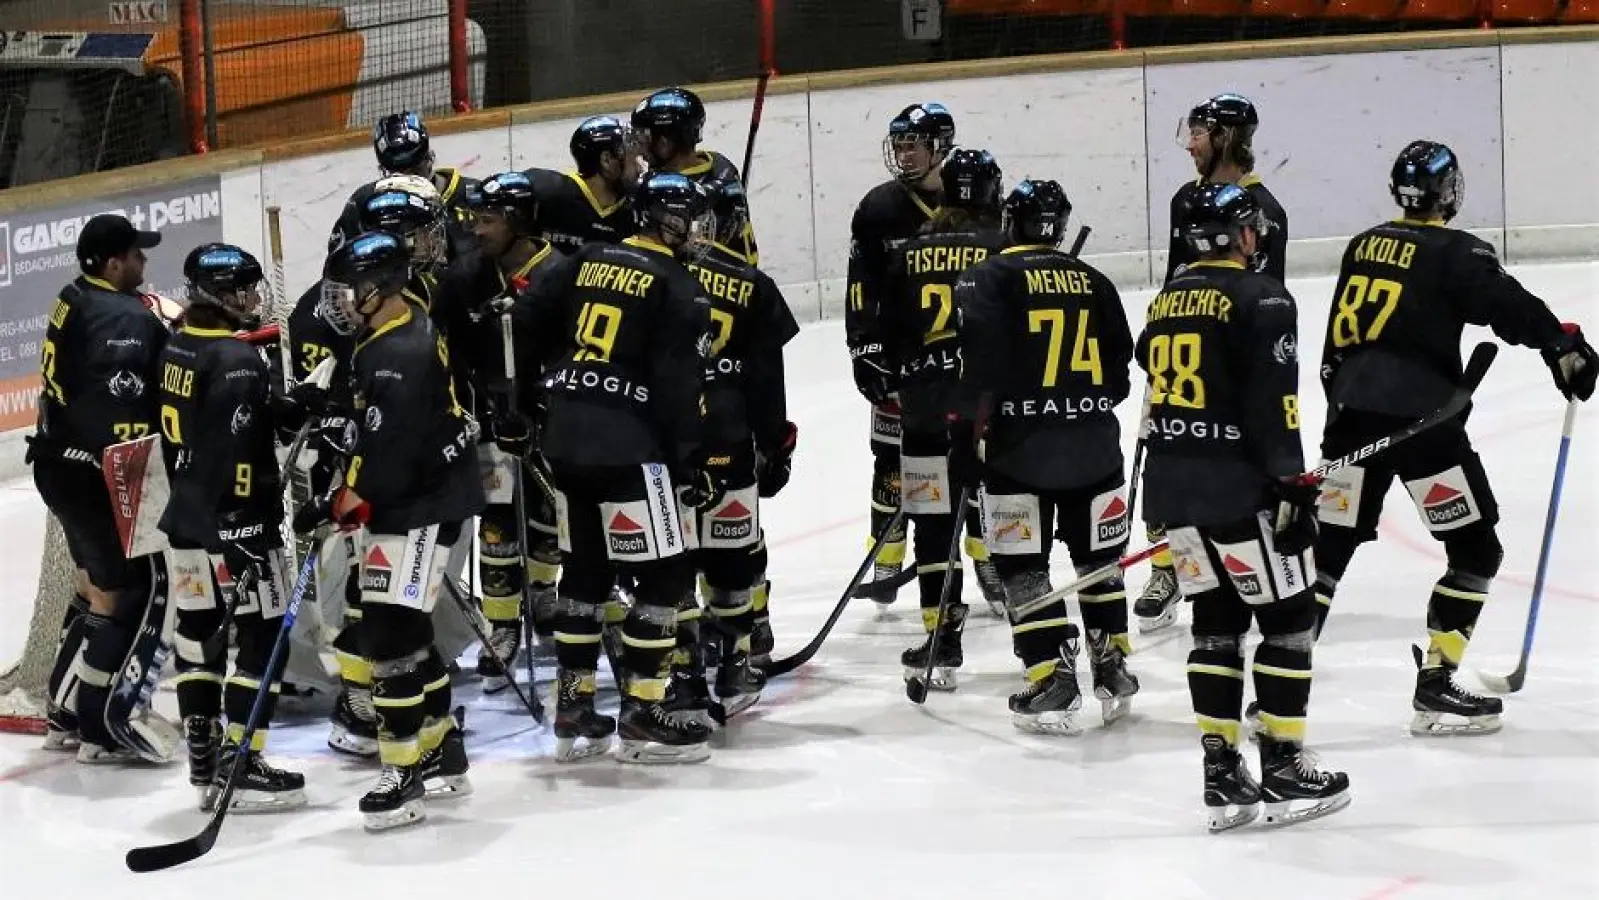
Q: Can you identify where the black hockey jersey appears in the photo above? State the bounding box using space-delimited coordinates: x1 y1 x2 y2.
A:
433 240 566 411
686 244 799 461
882 226 1008 432
156 325 283 548
332 166 479 263
35 275 169 456
1166 175 1288 284
512 235 712 472
673 150 759 265
287 280 356 403
525 167 635 254
347 307 486 533
845 180 940 356
1138 260 1304 527
1320 219 1566 419
957 244 1132 489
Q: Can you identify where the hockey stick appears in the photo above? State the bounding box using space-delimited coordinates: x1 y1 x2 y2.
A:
1032 341 1501 610
760 508 906 678
499 311 546 723
740 70 770 189
906 485 975 704
126 544 320 873
1069 225 1092 258
849 563 916 598
1477 395 1578 694
442 576 546 722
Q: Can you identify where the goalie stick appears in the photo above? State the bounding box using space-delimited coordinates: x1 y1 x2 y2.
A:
1477 395 1579 694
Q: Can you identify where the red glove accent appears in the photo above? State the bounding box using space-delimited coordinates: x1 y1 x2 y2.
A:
331 487 371 531
235 324 281 346
1562 322 1580 336
510 274 530 293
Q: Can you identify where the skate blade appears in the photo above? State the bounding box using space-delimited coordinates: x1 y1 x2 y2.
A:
1409 710 1502 736
328 728 379 758
903 666 958 691
616 739 711 765
1135 607 1178 634
1261 790 1351 827
554 735 613 763
716 692 760 719
362 799 426 832
227 787 308 814
1206 801 1260 833
1011 710 1082 736
423 774 473 800
1099 695 1133 724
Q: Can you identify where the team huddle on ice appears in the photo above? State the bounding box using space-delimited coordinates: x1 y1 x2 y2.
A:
23 85 1598 837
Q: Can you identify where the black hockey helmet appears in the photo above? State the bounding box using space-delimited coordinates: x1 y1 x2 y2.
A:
1390 139 1464 221
632 87 706 147
571 115 630 176
359 185 446 266
1179 93 1258 174
373 111 432 175
1180 182 1267 258
940 148 1003 213
320 231 411 335
883 102 956 182
1002 179 1072 248
472 170 541 236
183 242 264 329
702 177 750 250
633 172 713 251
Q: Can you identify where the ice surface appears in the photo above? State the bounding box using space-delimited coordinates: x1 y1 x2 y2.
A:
1 262 1595 899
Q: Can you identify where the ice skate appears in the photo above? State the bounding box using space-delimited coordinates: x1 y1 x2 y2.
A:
661 668 713 730
714 645 767 719
1088 629 1139 723
1410 646 1502 735
972 558 1009 619
360 763 426 831
617 697 711 764
475 624 521 695
1257 737 1351 827
214 741 307 813
750 617 775 668
1009 631 1083 735
553 669 615 762
901 603 968 691
1201 734 1261 832
328 685 379 758
1133 564 1183 633
418 725 472 799
42 704 79 753
184 715 222 811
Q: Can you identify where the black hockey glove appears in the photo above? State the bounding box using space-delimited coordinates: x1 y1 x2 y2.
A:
849 342 898 406
1543 322 1597 402
217 509 275 575
1267 474 1321 557
309 413 358 458
678 466 727 513
490 409 534 458
757 422 798 498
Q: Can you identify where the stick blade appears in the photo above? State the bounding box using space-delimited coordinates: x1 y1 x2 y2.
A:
125 832 213 873
1475 668 1524 696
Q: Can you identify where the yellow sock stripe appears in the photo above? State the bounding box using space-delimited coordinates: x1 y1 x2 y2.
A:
676 606 703 623
735 634 752 653
628 678 667 701
1434 583 1488 602
372 693 424 710
621 634 678 650
1025 658 1059 682
1251 662 1312 680
173 671 224 685
603 601 628 624
752 582 769 612
379 737 423 766
1151 550 1174 568
226 722 267 751
1109 633 1132 657
344 608 364 623
920 608 945 631
870 500 898 514
870 539 907 565
423 673 450 694
1258 711 1307 742
1427 629 1470 667
555 631 604 644
481 596 522 620
336 651 373 685
1196 715 1241 747
1011 616 1070 636
418 716 451 754
1186 663 1245 680
963 536 990 561
527 559 560 583
707 598 755 618
1078 590 1128 603
225 675 279 694
1315 591 1333 607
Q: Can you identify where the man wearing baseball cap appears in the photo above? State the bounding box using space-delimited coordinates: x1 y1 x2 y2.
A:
27 212 177 764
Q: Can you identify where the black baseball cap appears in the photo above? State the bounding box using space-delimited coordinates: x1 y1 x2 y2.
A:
77 213 161 272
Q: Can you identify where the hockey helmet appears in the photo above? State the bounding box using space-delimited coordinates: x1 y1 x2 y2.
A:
940 148 1004 213
1002 179 1072 248
471 170 541 236
633 172 714 254
1178 93 1258 174
1390 139 1464 221
883 102 956 182
359 186 446 267
571 115 631 176
373 111 433 175
1180 182 1267 258
183 243 265 329
321 231 411 335
702 177 750 251
632 87 707 148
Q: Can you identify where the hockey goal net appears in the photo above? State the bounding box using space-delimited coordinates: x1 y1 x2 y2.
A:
0 512 73 735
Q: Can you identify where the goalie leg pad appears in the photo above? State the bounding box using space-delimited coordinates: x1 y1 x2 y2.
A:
83 557 180 762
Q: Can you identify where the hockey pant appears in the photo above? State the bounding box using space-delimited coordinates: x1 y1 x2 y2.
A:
477 458 561 638
689 472 767 662
868 401 907 574
979 469 1132 682
1167 513 1318 749
899 427 988 630
169 543 293 750
358 521 468 767
1312 411 1502 668
548 462 696 703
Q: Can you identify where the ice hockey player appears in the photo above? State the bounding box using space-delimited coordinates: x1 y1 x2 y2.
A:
309 231 485 830
1135 92 1291 636
27 213 178 764
158 244 311 812
845 102 952 607
631 87 758 262
434 170 566 691
510 172 720 763
876 148 1008 691
952 179 1139 733
356 178 451 287
1139 182 1348 831
332 111 478 261
526 115 641 254
677 177 799 715
1312 140 1597 736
